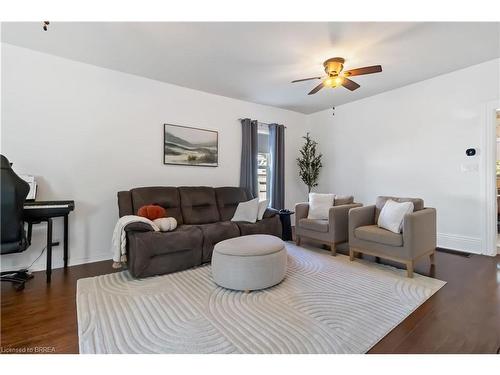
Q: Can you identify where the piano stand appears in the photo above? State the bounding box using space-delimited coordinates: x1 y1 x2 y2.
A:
46 218 53 282
24 201 75 283
25 224 57 248
64 213 68 268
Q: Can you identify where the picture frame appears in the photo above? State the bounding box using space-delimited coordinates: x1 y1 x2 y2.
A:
163 123 219 167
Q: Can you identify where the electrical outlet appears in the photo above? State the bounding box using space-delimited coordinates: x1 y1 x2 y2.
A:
460 163 479 173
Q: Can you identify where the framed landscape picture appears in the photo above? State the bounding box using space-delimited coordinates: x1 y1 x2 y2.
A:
163 123 218 167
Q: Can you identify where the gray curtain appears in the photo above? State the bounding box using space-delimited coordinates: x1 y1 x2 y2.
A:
239 118 259 198
269 123 285 209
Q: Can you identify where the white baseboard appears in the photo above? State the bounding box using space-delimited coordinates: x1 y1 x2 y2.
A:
2 251 112 273
437 233 482 254
2 234 486 274
53 252 112 271
43 251 112 272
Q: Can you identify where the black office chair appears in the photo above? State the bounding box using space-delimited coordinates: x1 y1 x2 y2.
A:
1 154 33 290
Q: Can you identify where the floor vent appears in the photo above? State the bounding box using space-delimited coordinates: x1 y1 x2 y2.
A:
436 247 472 258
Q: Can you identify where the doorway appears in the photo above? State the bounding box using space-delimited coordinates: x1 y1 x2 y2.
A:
483 102 500 256
496 110 500 251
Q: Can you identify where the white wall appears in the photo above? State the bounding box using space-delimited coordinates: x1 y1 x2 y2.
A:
1 43 309 271
305 59 500 254
3 42 498 272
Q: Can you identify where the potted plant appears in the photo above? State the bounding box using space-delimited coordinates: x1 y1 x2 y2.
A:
297 133 322 193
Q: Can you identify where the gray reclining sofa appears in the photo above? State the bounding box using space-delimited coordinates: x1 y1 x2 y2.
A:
117 186 281 278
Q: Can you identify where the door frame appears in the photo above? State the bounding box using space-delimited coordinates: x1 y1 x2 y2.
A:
481 100 500 256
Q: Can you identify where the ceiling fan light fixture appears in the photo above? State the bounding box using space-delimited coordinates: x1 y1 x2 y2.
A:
324 77 334 87
324 76 343 89
292 57 382 95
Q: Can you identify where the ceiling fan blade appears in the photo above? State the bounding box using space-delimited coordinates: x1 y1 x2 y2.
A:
308 82 324 95
291 77 322 83
341 78 360 91
344 65 382 77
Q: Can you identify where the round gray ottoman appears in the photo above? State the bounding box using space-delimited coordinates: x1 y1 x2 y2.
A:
211 234 287 292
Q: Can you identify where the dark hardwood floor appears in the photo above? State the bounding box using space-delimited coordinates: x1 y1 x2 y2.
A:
1 261 119 354
1 246 499 354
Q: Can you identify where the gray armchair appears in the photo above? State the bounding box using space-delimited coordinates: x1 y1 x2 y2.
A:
348 196 436 278
295 198 362 255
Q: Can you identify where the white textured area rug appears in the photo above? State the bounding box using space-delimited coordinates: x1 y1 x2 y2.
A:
77 244 445 354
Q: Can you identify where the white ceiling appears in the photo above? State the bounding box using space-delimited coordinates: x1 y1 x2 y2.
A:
2 22 499 114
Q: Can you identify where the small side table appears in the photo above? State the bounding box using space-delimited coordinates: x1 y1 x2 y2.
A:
278 210 294 242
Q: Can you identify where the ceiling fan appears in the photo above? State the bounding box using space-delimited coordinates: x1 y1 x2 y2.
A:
292 57 382 95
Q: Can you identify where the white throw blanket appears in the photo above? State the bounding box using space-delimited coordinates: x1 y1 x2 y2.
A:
111 215 160 269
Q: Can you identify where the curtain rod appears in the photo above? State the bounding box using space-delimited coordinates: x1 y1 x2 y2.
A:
238 118 287 129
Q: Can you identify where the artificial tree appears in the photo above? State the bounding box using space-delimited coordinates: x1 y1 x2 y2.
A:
296 132 323 193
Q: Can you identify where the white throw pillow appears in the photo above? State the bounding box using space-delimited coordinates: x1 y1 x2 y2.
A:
377 200 414 233
307 193 335 220
257 200 268 221
231 198 259 223
153 217 178 232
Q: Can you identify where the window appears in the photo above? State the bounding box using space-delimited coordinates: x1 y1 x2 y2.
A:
257 124 270 202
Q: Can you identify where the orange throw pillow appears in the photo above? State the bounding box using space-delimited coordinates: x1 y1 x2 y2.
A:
137 205 166 220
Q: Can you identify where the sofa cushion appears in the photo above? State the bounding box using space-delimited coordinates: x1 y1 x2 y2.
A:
334 195 354 206
237 215 282 237
130 187 183 225
375 196 423 222
179 186 220 224
126 225 203 278
191 221 241 262
354 225 403 247
215 187 250 221
299 218 329 233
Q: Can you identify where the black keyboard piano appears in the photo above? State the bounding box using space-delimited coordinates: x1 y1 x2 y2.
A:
23 200 75 220
22 200 75 283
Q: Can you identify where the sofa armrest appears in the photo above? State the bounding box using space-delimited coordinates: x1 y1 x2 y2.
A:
295 202 309 226
124 222 156 232
263 207 279 218
403 208 436 258
329 203 363 243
